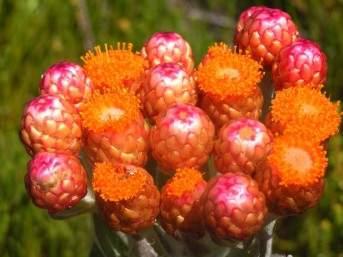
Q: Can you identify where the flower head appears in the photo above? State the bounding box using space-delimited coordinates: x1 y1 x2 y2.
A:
196 43 263 101
92 162 160 234
256 135 327 215
82 43 146 92
268 135 327 188
270 86 341 142
80 88 140 133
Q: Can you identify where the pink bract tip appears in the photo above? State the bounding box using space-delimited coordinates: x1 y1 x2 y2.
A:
40 61 93 110
142 32 194 73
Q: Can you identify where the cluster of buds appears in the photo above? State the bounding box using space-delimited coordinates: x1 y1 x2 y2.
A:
19 5 341 252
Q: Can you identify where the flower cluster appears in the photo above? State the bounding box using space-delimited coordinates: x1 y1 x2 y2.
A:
20 6 341 245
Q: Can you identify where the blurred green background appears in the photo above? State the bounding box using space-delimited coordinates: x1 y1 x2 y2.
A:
1 0 342 256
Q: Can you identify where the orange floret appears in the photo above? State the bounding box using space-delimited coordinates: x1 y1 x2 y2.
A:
81 43 147 92
92 162 148 201
80 88 140 133
195 43 263 100
165 168 204 197
271 86 341 142
268 135 327 188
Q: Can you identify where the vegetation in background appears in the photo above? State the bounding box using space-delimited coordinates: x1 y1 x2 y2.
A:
0 0 342 256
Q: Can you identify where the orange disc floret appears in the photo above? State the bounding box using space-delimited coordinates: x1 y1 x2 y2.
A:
92 162 147 201
80 88 140 133
165 168 204 197
270 86 341 142
268 135 327 188
81 43 147 92
196 43 263 100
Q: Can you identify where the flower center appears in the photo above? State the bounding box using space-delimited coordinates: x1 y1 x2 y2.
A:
100 107 124 122
300 103 318 115
283 147 313 173
217 68 240 80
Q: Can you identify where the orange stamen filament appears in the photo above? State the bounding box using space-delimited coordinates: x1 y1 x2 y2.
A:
271 86 341 142
81 43 146 91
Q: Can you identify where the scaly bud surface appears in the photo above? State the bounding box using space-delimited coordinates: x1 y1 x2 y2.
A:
150 104 215 174
201 173 267 241
272 39 328 90
235 7 299 66
142 32 194 74
160 168 207 237
214 118 272 175
25 152 87 213
20 95 82 155
40 61 93 110
140 63 197 122
234 6 267 42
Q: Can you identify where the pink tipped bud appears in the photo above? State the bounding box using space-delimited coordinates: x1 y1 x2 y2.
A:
25 152 88 213
40 61 93 110
20 95 82 156
140 63 198 122
214 118 273 175
150 104 215 174
201 173 267 241
234 6 267 40
142 32 194 73
235 7 299 66
272 38 328 90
